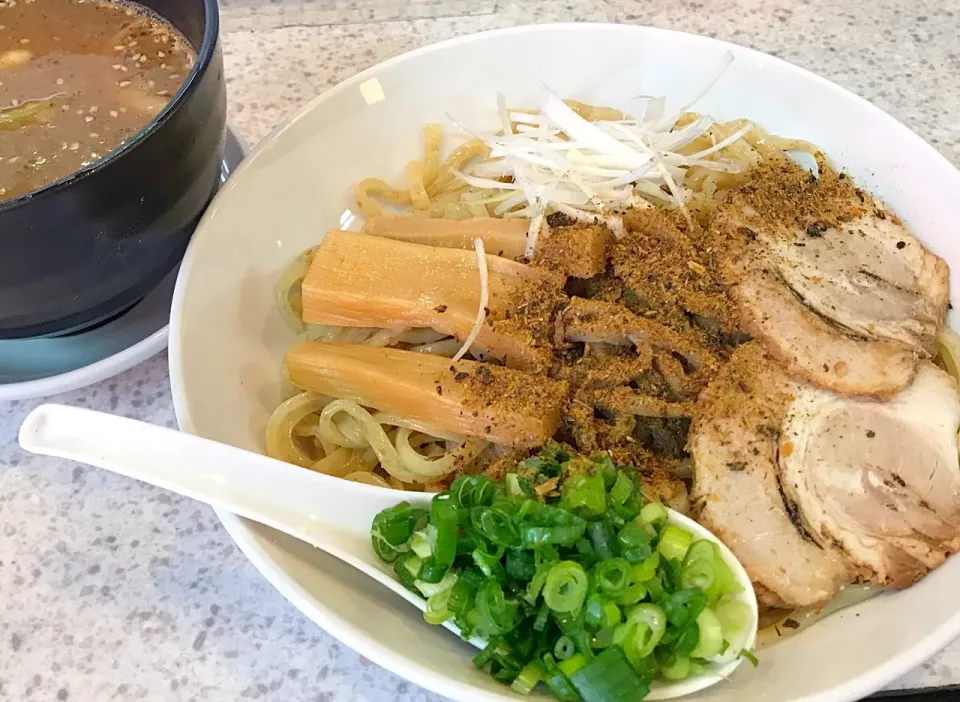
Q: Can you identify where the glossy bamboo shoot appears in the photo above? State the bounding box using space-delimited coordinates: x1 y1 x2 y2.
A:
300 230 560 369
285 341 569 447
362 216 529 260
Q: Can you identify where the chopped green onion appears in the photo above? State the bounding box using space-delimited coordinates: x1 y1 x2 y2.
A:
639 502 668 528
554 635 577 660
616 580 647 606
714 595 752 658
522 520 588 548
416 570 458 598
475 580 519 636
533 601 552 632
657 524 693 562
562 473 606 518
506 548 537 581
630 553 660 583
447 568 483 615
417 494 459 583
593 558 631 596
615 603 666 662
616 513 658 564
424 587 454 625
472 540 506 580
710 548 742 600
741 649 759 667
511 660 545 695
681 554 715 593
569 647 650 702
660 656 691 681
691 607 724 659
587 521 617 561
473 637 508 669
527 563 551 604
609 473 634 506
370 502 425 562
372 443 751 700
542 656 582 702
584 595 621 631
592 455 619 488
544 561 589 613
557 653 587 678
478 506 522 548
393 553 421 592
660 588 707 629
715 595 750 639
409 525 437 559
590 626 615 650
450 474 496 508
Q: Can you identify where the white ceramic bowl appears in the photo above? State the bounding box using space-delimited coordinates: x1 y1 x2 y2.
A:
169 23 960 702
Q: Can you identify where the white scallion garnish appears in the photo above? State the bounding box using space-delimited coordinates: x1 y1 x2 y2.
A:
453 238 489 363
452 52 744 254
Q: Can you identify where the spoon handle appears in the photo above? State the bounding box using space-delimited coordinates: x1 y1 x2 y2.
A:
18 403 424 554
19 404 443 620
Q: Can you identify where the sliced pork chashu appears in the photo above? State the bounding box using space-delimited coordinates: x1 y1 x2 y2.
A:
730 249 920 398
690 343 855 607
692 342 960 605
781 361 960 588
718 158 949 397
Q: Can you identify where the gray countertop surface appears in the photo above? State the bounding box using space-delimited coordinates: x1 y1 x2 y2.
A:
2 0 960 699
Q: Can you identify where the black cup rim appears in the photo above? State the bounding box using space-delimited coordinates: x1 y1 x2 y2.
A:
0 0 221 214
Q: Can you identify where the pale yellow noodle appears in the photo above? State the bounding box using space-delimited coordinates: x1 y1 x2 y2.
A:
427 140 491 197
407 161 431 211
364 327 411 347
408 338 462 357
355 177 414 220
422 123 442 187
427 187 472 217
317 400 422 482
394 429 486 480
564 99 624 122
388 476 409 490
397 328 449 345
265 391 328 468
310 446 357 477
371 411 466 443
345 472 391 488
275 251 313 334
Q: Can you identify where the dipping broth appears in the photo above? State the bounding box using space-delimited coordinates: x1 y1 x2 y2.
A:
0 0 195 201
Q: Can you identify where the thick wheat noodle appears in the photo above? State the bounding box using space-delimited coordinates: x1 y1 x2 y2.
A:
265 392 487 487
426 140 491 196
423 123 442 186
407 160 431 210
355 177 413 219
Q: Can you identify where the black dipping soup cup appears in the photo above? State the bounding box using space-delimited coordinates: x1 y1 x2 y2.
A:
0 0 227 339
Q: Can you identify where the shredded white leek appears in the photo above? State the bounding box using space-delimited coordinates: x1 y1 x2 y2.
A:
453 237 489 363
452 52 742 253
525 212 545 260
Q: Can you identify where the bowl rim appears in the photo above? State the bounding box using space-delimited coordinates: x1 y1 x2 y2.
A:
169 21 960 702
0 0 221 214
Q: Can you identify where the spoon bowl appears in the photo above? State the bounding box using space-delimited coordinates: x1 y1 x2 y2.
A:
19 402 757 700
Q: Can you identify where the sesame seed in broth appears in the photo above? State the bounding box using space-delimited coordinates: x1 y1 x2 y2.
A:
0 0 195 201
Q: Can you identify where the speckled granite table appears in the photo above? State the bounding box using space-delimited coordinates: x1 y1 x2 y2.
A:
2 1 960 700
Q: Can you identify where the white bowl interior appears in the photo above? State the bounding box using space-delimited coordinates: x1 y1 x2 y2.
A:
170 23 960 702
